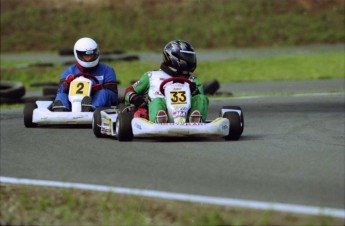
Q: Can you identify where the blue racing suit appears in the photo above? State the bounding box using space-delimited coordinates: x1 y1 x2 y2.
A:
55 62 118 110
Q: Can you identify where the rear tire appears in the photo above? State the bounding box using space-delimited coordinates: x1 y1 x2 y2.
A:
116 110 133 141
23 102 37 128
224 112 242 140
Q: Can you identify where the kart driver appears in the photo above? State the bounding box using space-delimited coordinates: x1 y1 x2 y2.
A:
52 37 118 112
124 40 209 123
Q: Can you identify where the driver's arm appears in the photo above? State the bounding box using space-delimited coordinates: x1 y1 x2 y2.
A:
92 67 118 95
193 78 205 95
189 75 205 96
57 68 75 93
124 73 150 106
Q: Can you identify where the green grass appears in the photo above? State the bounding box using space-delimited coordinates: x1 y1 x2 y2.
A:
198 52 344 82
1 183 342 226
1 51 343 91
1 0 344 52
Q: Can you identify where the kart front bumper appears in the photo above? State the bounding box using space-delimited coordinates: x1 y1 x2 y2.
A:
32 108 93 125
132 117 230 137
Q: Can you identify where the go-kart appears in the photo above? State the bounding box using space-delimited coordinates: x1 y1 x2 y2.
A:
92 77 244 141
24 73 98 127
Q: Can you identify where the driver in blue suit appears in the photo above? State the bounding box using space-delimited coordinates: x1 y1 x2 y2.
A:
52 37 118 112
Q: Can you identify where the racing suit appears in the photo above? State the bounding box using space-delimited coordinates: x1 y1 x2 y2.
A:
124 64 209 122
55 62 118 110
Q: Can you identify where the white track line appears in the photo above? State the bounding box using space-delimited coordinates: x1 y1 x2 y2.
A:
1 176 344 219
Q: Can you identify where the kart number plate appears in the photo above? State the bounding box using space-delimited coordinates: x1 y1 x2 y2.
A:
169 91 187 104
70 81 91 96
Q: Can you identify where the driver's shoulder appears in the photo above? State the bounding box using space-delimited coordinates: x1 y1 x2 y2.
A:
61 65 78 77
149 69 170 77
97 63 112 70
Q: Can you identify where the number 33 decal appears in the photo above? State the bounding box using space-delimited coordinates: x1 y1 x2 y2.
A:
170 91 187 104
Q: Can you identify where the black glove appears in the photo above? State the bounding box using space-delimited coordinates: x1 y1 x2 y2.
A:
190 82 200 96
130 94 147 108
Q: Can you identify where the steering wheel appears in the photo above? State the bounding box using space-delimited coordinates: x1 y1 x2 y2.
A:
74 73 100 84
159 77 193 96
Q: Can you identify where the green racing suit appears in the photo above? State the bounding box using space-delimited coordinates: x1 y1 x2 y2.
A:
125 69 209 122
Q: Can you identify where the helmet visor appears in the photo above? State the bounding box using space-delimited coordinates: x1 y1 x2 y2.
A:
76 49 99 62
173 50 196 64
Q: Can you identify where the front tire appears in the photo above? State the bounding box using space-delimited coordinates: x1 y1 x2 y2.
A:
116 110 133 141
224 112 242 140
92 108 106 138
23 102 37 128
222 106 244 135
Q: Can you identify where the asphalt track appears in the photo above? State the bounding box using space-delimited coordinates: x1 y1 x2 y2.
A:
1 79 344 214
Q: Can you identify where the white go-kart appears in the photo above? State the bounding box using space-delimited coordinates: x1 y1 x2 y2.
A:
92 77 244 141
24 73 98 127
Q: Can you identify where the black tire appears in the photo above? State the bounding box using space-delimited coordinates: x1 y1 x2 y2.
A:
101 55 139 62
92 108 108 138
120 55 140 61
203 80 220 95
223 112 242 141
106 49 125 55
116 111 133 141
58 49 74 56
30 82 59 87
0 81 26 99
222 106 244 135
23 102 38 128
42 86 58 96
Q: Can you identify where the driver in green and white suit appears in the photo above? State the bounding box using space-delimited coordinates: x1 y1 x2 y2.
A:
124 40 209 123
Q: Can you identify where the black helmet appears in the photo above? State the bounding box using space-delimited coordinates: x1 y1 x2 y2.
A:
163 40 197 74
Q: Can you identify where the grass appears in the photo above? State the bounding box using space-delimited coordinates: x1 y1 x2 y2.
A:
197 52 344 82
1 51 344 91
1 183 343 226
1 0 344 52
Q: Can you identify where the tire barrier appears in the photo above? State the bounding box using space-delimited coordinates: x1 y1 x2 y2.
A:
42 86 58 96
0 81 57 105
0 81 26 101
30 82 59 87
203 80 220 95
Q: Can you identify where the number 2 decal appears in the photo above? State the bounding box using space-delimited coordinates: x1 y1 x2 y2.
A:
69 81 90 96
76 82 84 94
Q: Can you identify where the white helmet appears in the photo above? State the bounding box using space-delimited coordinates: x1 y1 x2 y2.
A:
73 37 100 68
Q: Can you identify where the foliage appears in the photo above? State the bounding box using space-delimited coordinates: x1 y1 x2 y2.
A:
1 0 344 52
